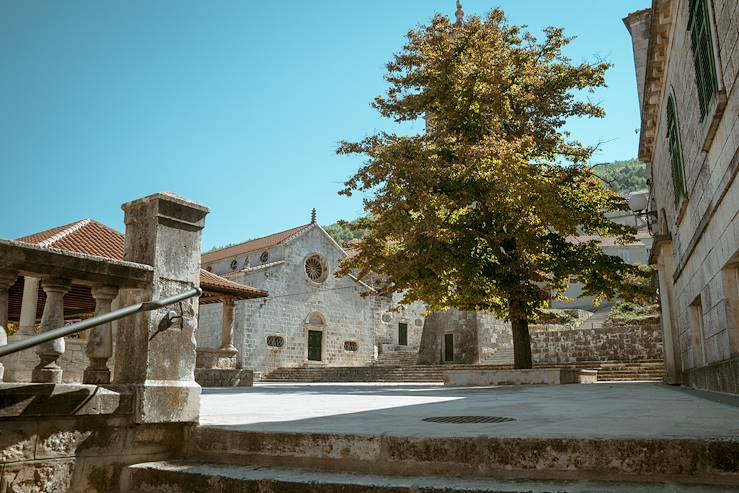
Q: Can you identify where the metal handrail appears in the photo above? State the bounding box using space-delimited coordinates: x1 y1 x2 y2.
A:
0 287 202 358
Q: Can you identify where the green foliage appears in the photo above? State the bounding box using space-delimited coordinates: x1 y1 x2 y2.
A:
324 218 368 246
336 9 654 367
607 301 661 326
205 242 241 253
593 159 648 194
533 310 576 326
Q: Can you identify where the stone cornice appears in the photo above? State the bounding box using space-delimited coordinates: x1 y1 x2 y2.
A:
639 0 674 163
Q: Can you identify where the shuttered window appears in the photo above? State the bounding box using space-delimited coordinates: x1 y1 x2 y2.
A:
688 0 718 119
667 96 685 204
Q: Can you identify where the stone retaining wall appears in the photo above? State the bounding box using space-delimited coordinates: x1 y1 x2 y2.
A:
531 324 663 363
420 308 663 365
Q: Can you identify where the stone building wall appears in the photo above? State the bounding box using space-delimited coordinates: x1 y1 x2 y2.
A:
375 295 426 351
199 226 376 375
418 310 479 364
626 0 739 392
530 324 664 363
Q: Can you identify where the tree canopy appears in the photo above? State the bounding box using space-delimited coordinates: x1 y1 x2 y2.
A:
336 9 653 368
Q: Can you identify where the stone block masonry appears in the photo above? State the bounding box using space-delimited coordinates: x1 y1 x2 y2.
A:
531 324 663 364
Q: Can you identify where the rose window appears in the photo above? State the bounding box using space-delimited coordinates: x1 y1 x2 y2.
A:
304 254 328 283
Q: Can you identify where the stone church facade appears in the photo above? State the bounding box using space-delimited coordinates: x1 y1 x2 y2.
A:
198 217 426 375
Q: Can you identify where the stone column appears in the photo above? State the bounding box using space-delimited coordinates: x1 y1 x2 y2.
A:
83 285 119 384
18 276 40 335
0 271 19 381
32 277 71 383
113 193 208 423
220 298 237 352
657 243 682 385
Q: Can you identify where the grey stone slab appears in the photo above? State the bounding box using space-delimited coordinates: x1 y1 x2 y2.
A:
124 461 739 492
199 382 739 439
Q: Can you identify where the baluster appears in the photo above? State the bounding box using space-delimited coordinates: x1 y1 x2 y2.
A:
0 270 19 382
18 276 40 335
220 298 237 352
83 285 119 384
32 277 71 383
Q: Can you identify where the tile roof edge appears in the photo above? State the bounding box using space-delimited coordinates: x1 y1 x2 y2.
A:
202 224 312 262
35 219 92 247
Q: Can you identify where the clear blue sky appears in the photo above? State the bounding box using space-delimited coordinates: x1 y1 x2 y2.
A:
0 0 649 250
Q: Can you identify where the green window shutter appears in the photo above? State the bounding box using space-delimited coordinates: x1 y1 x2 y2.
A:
667 96 685 204
688 0 718 119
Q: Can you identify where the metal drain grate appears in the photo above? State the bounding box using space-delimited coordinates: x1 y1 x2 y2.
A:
422 416 515 424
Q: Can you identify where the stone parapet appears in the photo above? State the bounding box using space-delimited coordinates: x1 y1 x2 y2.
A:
443 368 597 386
0 382 133 417
194 368 253 387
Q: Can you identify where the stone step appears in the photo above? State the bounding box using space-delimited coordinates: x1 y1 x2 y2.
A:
260 360 665 383
176 428 739 488
122 461 739 493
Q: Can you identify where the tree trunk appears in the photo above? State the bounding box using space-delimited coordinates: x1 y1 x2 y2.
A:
510 302 533 369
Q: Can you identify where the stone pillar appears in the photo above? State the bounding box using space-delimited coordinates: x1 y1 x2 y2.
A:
113 193 208 423
0 271 18 381
32 277 71 383
83 285 119 384
657 243 682 385
18 276 40 335
220 298 236 351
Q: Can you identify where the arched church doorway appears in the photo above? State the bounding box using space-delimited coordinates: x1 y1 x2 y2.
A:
305 311 326 363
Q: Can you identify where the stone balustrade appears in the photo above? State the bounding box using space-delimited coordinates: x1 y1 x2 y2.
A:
0 241 154 385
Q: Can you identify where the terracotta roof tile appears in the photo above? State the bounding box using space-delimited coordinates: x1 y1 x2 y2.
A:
202 224 312 264
17 219 125 259
17 220 266 300
200 269 267 299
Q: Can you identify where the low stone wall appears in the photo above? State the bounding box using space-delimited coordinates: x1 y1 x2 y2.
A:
0 383 186 492
530 324 663 363
682 356 739 394
195 368 253 387
444 368 597 386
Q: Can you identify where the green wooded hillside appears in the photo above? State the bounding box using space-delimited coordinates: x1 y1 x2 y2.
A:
593 159 648 194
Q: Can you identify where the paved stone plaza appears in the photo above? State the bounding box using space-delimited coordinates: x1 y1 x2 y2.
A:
200 382 739 439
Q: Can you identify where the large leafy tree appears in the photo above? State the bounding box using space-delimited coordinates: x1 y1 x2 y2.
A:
336 9 652 368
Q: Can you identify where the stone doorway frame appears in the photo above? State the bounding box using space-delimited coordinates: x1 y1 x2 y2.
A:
304 311 327 365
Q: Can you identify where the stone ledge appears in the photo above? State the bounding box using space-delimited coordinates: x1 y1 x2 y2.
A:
682 356 739 394
0 383 133 417
443 368 597 386
195 369 253 388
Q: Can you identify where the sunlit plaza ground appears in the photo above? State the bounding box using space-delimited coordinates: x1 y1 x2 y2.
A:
200 382 739 439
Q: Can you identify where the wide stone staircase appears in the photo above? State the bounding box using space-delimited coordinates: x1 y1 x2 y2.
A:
260 359 665 383
122 422 737 492
372 349 419 367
